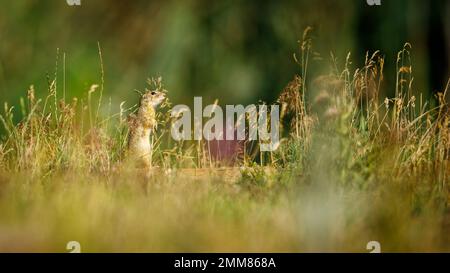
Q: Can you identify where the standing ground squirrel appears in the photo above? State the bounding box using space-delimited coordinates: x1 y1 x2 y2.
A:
128 89 166 168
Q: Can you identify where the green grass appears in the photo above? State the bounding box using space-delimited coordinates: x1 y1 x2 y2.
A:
0 38 449 252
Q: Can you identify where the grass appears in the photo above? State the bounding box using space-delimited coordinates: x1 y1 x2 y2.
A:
0 34 449 252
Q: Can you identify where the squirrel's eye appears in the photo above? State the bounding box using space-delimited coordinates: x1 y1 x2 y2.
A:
151 91 156 95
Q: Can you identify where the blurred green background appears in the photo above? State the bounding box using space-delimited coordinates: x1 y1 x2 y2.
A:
0 0 448 113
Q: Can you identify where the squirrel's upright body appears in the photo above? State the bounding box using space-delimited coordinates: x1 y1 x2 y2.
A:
128 90 165 168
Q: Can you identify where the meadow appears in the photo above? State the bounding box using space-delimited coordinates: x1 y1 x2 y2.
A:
0 35 449 252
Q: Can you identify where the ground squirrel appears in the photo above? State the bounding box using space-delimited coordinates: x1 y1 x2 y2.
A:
128 89 166 168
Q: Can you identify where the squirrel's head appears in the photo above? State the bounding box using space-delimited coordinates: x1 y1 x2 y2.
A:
141 90 166 108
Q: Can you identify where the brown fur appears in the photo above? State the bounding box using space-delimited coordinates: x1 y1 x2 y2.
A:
127 90 165 168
